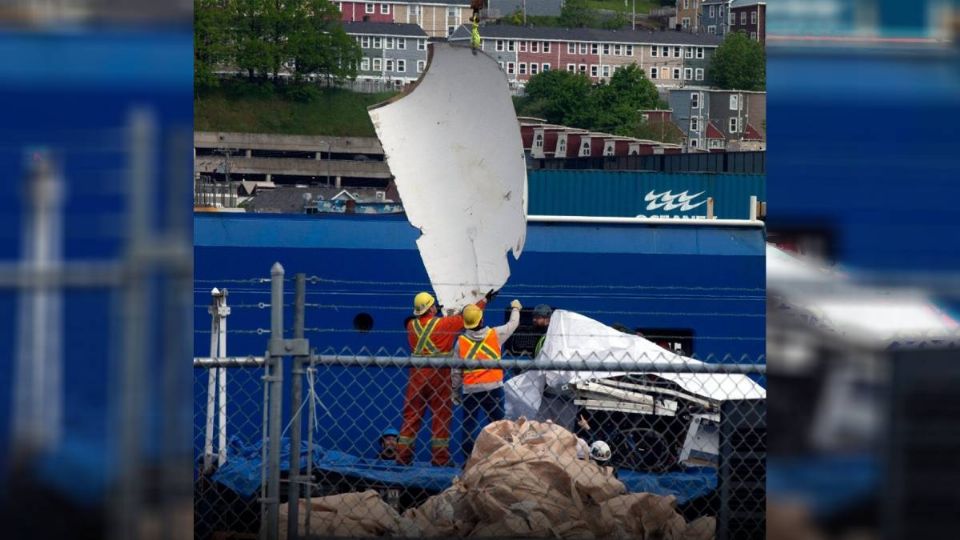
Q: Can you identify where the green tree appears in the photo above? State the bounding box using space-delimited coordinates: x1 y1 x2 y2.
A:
195 0 231 90
522 70 596 127
592 64 660 134
289 0 361 82
709 31 766 90
559 0 595 28
232 0 275 80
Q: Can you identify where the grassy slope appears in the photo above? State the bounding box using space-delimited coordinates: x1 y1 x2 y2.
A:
195 84 397 137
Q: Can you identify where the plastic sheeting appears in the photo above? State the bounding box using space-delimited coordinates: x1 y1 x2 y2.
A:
368 43 527 313
206 437 716 504
505 310 766 420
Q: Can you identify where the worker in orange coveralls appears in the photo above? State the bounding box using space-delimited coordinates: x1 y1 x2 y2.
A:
396 289 496 466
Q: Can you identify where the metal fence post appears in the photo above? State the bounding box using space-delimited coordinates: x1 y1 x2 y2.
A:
203 289 221 474
264 262 285 540
287 273 306 539
217 289 230 467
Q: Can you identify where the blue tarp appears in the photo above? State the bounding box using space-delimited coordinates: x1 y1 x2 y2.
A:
208 438 717 505
767 454 878 519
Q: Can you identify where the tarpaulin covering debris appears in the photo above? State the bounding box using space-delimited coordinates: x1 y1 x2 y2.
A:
368 42 527 313
405 418 716 538
506 310 766 426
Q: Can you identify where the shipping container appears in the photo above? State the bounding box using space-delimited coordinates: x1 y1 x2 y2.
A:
528 170 766 220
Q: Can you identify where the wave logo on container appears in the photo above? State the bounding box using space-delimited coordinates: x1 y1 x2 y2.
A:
644 190 707 212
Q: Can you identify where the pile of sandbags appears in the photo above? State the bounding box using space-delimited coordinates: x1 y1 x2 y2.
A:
405 418 715 539
282 419 715 538
279 490 418 539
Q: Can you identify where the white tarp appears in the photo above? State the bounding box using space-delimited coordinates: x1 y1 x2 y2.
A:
505 310 766 419
369 43 527 313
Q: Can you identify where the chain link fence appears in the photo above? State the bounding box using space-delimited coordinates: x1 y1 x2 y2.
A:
193 267 766 540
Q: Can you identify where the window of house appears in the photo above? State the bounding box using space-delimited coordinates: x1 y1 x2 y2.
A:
696 47 704 59
691 92 699 108
695 68 704 80
534 133 543 148
519 41 527 52
448 6 456 17
673 67 681 79
447 26 455 36
567 63 576 72
380 3 389 14
602 44 610 55
590 65 598 77
418 60 426 72
543 42 551 52
568 43 576 54
729 11 734 25
507 62 515 74
684 67 693 80
591 43 599 54
361 36 371 48
751 11 757 24
579 43 587 54
530 63 539 75
372 57 382 70
385 37 394 49
651 45 657 57
397 38 406 49
719 6 724 18
385 59 394 71
729 117 740 133
682 17 690 28
650 67 658 79
741 12 747 24
508 41 516 51
397 59 406 72
613 44 622 55
709 5 715 17
579 64 587 73
730 94 740 110
365 3 375 13
661 46 669 56
532 41 540 53
543 63 550 71
690 138 699 148
373 37 382 48
751 31 757 40
601 65 610 77
361 57 370 70
685 47 693 58
690 118 699 132
674 46 681 57
581 140 590 155
708 25 716 34
417 39 426 50
557 138 566 153
683 0 689 8
496 40 504 52
519 63 527 75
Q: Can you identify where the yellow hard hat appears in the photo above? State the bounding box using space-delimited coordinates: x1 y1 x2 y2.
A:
413 292 435 316
463 304 483 329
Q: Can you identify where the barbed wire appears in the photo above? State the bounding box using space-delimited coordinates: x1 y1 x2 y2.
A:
193 275 765 292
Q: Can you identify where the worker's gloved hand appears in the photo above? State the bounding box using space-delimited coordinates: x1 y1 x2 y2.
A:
484 288 499 302
451 369 463 405
510 299 522 310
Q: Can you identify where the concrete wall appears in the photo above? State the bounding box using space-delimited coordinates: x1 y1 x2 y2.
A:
195 132 384 155
195 156 392 179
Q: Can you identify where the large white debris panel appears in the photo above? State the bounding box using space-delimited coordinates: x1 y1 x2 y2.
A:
369 42 527 313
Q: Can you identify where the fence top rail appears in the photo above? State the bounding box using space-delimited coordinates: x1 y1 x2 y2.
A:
194 355 266 367
194 354 766 374
311 354 766 374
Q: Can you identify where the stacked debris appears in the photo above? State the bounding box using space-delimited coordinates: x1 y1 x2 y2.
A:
281 418 715 539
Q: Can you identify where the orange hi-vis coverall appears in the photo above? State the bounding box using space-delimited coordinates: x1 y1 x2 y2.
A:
396 299 486 466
